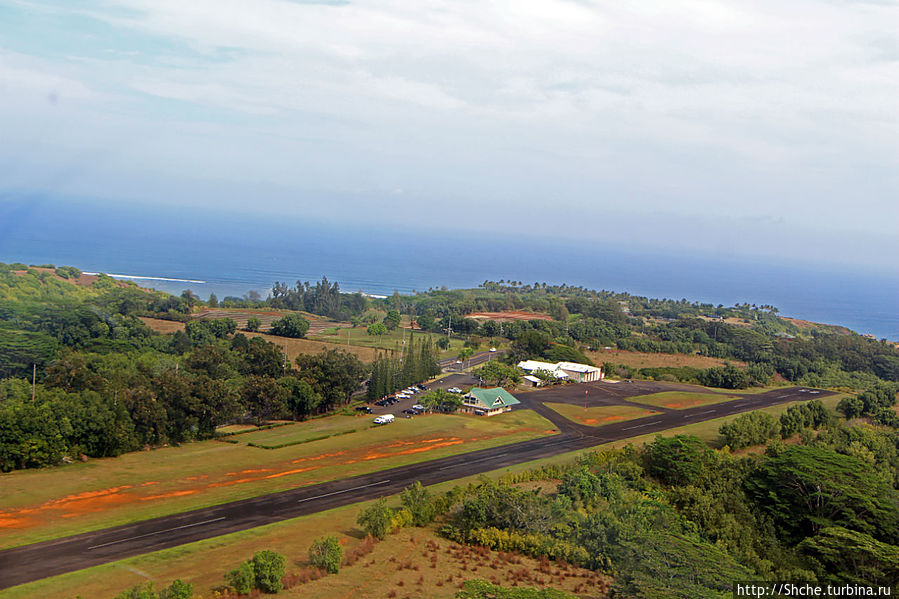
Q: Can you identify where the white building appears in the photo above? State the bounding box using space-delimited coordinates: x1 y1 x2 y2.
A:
517 360 602 383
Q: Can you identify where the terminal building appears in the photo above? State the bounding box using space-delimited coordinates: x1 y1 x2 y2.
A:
517 360 603 383
461 387 521 416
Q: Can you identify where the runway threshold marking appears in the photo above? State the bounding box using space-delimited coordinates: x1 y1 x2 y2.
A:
88 517 227 550
297 479 391 503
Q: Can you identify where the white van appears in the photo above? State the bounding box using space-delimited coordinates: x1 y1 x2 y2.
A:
373 414 395 425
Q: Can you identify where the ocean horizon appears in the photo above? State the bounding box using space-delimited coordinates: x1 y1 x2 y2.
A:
2 198 897 341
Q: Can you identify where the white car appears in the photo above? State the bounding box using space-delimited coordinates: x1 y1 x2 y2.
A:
412 404 425 411
489 348 497 352
373 414 395 424
448 387 462 394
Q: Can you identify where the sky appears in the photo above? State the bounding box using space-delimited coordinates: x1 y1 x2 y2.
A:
1 0 897 271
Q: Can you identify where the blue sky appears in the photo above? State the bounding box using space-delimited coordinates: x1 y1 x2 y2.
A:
1 0 897 271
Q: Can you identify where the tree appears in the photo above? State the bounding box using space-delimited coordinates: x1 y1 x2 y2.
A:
367 322 387 338
838 396 865 419
309 535 343 574
269 313 310 338
160 579 193 599
419 389 462 413
295 349 366 410
242 375 288 424
279 376 321 420
458 347 475 368
400 481 436 526
251 550 286 593
745 445 899 543
798 526 899 587
647 435 715 486
357 498 393 539
383 309 401 331
246 316 261 332
207 293 218 308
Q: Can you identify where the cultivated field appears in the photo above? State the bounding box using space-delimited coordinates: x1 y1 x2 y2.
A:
585 349 744 370
465 311 553 322
137 316 186 333
194 308 349 336
546 403 661 427
0 411 556 548
626 391 741 410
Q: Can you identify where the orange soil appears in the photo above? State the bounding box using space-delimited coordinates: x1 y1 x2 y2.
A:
0 428 552 533
465 311 553 322
138 317 185 333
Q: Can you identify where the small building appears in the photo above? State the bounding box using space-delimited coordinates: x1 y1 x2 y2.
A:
523 375 543 388
462 387 521 416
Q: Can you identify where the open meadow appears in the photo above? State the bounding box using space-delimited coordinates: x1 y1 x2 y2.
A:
585 348 744 370
546 403 661 426
0 411 556 548
626 390 743 410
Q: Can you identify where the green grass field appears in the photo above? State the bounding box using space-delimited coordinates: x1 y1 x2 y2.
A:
546 403 661 426
311 319 466 358
236 415 370 448
626 391 742 410
0 411 556 549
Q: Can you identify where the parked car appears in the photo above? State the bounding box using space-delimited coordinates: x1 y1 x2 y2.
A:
373 414 395 424
355 406 372 413
489 347 497 352
448 387 462 394
402 409 417 415
412 404 425 411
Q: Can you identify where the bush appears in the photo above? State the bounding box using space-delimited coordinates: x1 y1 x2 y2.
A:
309 535 343 574
269 313 310 338
251 549 286 593
226 561 255 594
719 412 780 449
357 498 394 539
161 579 193 599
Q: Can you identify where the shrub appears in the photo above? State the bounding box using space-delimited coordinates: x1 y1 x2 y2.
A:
357 498 393 539
161 579 193 599
226 561 255 594
251 549 286 593
309 535 343 574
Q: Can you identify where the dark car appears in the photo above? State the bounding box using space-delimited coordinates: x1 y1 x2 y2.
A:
355 406 372 413
402 409 417 415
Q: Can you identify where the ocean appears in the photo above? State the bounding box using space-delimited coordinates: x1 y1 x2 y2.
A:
1 198 897 340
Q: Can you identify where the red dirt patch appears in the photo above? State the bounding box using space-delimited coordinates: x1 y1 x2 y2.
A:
579 415 628 425
465 311 553 322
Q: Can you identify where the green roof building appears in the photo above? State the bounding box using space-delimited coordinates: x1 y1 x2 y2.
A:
462 387 520 416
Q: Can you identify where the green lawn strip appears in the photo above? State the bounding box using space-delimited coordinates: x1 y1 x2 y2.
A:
625 390 742 410
546 403 661 426
5 394 847 599
0 412 555 548
248 427 363 450
236 415 368 447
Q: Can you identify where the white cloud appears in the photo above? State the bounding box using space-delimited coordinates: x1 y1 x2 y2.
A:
1 0 897 265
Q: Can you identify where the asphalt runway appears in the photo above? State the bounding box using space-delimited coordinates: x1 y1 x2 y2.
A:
0 384 831 590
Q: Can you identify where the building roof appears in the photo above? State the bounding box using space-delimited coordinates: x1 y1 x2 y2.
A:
517 360 559 372
465 387 521 410
556 361 601 373
523 375 542 384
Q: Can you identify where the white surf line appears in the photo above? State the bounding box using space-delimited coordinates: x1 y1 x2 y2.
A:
88 516 226 550
297 479 391 503
440 453 509 471
82 272 206 284
622 420 662 431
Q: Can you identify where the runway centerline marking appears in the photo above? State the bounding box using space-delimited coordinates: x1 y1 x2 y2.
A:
297 479 391 503
440 453 508 470
622 420 663 431
88 517 227 550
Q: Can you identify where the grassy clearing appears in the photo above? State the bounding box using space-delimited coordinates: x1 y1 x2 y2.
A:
312 322 466 359
546 403 661 426
237 415 369 448
585 349 744 370
0 411 556 548
626 391 742 410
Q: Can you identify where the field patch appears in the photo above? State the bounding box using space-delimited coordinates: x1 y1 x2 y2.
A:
0 411 555 548
585 349 744 370
138 316 186 333
546 403 661 426
627 391 741 410
465 310 553 322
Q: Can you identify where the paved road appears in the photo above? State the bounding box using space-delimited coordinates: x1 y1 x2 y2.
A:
0 384 831 590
